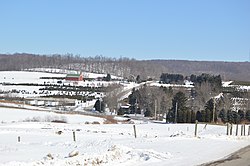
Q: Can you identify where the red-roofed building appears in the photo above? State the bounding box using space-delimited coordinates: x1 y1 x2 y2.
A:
65 73 83 81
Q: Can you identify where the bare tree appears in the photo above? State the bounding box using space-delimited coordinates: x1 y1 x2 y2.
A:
194 82 214 111
103 84 123 114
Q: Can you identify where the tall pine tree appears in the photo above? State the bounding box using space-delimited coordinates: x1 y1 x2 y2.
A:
170 91 188 123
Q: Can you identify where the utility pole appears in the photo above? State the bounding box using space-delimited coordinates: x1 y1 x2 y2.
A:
155 99 157 120
175 102 178 123
212 98 215 123
135 99 137 117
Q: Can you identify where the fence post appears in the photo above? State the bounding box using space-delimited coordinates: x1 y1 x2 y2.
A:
248 126 250 136
230 124 233 135
236 124 238 136
73 131 76 142
243 125 245 136
194 120 198 137
226 123 229 135
18 136 20 142
133 125 137 138
241 125 244 136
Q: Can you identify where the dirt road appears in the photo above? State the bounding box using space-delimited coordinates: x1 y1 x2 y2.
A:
201 145 250 166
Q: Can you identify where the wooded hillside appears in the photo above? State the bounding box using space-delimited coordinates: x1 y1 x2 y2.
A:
0 53 249 81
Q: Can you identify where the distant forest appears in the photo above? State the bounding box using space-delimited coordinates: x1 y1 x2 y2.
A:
0 53 250 81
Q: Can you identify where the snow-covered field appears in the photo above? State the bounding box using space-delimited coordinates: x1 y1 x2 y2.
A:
0 107 249 166
0 70 136 110
0 71 66 84
0 70 250 165
0 70 134 97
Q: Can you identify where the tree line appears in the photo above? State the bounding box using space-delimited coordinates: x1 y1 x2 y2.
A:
1 53 250 82
116 73 250 124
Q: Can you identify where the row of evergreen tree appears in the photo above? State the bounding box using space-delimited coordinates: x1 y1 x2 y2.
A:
160 73 222 90
154 91 250 124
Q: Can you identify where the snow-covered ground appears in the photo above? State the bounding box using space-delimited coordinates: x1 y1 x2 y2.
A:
0 71 136 110
0 107 104 124
0 71 66 84
222 80 250 91
0 70 250 165
0 107 249 166
150 82 194 88
0 70 134 98
222 81 233 87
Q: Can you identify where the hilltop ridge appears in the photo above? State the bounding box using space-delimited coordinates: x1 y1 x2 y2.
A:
1 53 249 81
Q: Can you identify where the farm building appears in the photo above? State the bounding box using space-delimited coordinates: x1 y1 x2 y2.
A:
65 73 83 81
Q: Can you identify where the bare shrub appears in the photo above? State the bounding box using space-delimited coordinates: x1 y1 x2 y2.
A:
92 121 100 124
23 115 67 123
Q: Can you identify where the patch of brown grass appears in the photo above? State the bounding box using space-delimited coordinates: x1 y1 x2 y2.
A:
103 116 118 124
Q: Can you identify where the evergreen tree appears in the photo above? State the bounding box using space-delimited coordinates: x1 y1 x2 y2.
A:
238 110 245 123
246 110 250 122
170 91 188 123
219 109 228 123
205 109 212 122
205 99 214 112
204 98 218 123
128 88 140 113
103 73 111 81
191 110 196 123
227 110 233 123
160 73 184 84
94 99 105 112
136 75 141 83
227 110 240 124
196 111 202 122
144 108 152 117
234 112 240 124
201 110 206 122
166 109 175 123
186 109 192 123
190 74 197 83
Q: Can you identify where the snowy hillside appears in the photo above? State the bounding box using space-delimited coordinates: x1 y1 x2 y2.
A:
0 70 135 110
0 106 249 166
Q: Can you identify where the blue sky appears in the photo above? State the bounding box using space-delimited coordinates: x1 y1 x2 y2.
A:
0 0 250 61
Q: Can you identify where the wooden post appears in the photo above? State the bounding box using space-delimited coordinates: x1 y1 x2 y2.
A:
236 124 238 136
133 125 137 138
226 123 229 135
203 124 207 130
18 136 20 142
243 125 245 136
73 131 76 142
230 124 233 136
241 125 244 136
194 120 198 137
